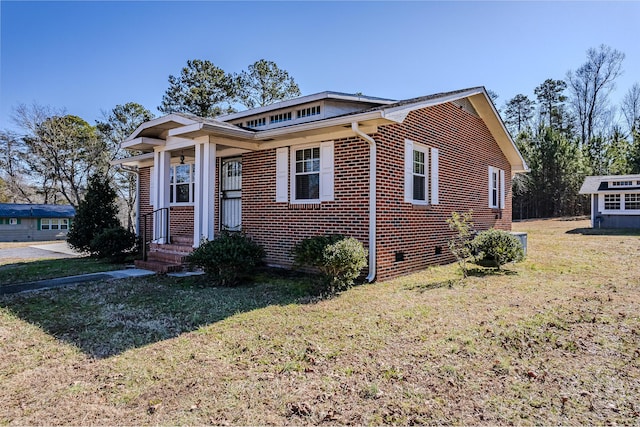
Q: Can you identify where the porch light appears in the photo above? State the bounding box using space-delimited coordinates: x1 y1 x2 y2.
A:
180 151 185 164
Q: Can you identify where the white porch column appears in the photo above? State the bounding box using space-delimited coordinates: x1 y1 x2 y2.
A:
193 142 203 246
154 149 171 244
203 141 217 241
193 138 216 245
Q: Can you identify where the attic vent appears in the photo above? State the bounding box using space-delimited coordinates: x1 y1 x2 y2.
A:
246 118 266 127
452 99 478 117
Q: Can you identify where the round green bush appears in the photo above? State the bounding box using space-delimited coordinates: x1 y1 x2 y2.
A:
90 226 138 262
187 231 265 286
292 234 368 293
472 229 525 269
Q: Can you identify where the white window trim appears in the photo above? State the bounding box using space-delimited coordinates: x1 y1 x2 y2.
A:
598 191 640 215
404 139 439 206
169 162 196 206
288 141 334 204
488 166 505 209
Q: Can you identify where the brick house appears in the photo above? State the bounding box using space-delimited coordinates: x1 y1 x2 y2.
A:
114 87 527 280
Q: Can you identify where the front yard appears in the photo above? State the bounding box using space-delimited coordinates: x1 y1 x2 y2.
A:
0 218 639 425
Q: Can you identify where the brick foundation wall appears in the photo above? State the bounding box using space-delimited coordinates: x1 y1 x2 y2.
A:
374 103 512 280
242 136 371 268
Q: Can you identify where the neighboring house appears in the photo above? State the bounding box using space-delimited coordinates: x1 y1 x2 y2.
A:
579 175 640 229
0 203 75 242
114 87 528 280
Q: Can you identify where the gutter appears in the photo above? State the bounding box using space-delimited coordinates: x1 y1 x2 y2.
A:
351 122 376 283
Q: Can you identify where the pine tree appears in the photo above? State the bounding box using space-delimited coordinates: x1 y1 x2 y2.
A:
67 174 120 253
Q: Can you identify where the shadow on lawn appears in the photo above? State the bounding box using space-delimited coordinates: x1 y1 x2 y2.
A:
566 227 640 236
0 269 318 359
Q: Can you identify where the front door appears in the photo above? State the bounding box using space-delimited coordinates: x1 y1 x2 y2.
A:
221 157 242 231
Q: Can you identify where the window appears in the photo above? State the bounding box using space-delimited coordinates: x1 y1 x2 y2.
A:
295 147 320 200
9 218 18 225
297 105 321 118
170 163 195 204
275 142 334 204
270 112 292 124
488 166 505 209
41 218 68 230
413 149 426 201
625 194 640 210
246 117 266 127
404 139 439 205
611 181 633 187
604 194 621 210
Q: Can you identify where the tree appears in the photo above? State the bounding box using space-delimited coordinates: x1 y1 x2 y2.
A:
0 130 34 203
96 102 155 230
503 94 535 134
67 174 121 253
158 59 235 117
621 83 640 133
534 79 569 131
235 59 301 109
12 104 106 208
567 45 625 147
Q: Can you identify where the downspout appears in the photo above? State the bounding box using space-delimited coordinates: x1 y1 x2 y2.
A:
118 165 140 237
351 122 376 282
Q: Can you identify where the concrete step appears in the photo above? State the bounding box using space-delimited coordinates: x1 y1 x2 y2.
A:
135 259 183 274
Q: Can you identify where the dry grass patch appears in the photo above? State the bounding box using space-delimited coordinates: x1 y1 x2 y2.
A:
1 218 639 425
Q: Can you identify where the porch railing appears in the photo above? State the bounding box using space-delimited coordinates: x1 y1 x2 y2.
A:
140 207 169 261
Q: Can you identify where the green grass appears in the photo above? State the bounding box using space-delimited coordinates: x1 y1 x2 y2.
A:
1 218 639 425
0 257 124 286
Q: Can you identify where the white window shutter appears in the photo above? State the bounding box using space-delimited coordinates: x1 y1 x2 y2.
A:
149 166 155 207
275 147 288 202
319 141 334 201
404 139 414 203
499 169 505 209
430 147 439 205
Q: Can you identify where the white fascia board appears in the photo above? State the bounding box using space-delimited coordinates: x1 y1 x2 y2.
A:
126 114 198 141
111 152 154 166
254 110 386 140
168 122 257 141
469 90 529 174
121 137 166 150
382 88 485 123
218 92 395 122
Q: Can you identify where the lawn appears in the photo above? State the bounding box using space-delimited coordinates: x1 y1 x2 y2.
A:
0 218 639 425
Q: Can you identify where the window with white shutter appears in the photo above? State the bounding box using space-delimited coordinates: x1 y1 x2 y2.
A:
404 139 439 205
288 141 334 203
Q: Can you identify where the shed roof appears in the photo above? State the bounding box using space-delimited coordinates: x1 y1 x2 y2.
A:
0 203 76 218
579 174 640 194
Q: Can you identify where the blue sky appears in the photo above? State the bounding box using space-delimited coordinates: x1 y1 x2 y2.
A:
1 1 639 132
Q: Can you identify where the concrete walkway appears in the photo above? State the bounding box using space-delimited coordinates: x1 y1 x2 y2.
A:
0 268 157 295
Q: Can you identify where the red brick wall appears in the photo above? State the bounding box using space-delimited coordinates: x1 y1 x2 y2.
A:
373 103 512 280
242 136 371 268
136 101 512 281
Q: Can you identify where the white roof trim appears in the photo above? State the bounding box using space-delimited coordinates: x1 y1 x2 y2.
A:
382 88 485 122
218 91 396 122
111 152 154 167
121 137 165 150
126 113 198 141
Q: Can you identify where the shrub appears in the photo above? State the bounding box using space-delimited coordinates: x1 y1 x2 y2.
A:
90 226 138 262
472 228 525 269
68 174 120 253
446 210 475 278
187 231 265 286
292 235 368 293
